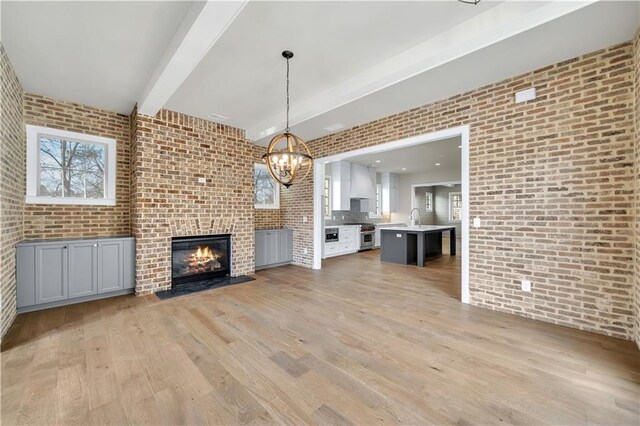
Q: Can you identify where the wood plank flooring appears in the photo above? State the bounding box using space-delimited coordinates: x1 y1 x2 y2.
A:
2 250 639 425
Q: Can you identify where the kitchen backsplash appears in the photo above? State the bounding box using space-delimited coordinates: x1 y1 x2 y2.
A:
324 199 391 225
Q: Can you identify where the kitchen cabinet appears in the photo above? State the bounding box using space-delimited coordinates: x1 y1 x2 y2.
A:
17 237 135 313
323 225 359 258
374 223 407 248
255 229 293 270
381 172 399 213
331 161 351 211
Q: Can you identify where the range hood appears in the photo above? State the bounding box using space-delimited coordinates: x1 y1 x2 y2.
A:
350 163 375 199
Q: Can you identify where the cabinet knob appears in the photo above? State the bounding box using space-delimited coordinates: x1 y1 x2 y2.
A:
63 246 67 249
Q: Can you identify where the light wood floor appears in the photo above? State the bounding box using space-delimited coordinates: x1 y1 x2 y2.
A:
2 250 639 425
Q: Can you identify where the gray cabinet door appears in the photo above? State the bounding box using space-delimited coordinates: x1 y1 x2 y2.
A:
266 231 281 264
97 241 124 293
255 231 268 268
35 244 68 304
280 230 293 262
68 242 97 298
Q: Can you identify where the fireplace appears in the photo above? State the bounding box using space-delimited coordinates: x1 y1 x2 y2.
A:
171 234 231 286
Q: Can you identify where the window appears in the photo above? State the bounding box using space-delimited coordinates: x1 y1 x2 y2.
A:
323 176 332 218
449 192 462 222
425 192 433 213
254 163 280 209
369 183 382 218
26 125 116 205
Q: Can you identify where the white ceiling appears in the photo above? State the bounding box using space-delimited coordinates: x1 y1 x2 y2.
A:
165 0 501 130
2 1 639 143
345 136 461 175
1 1 193 114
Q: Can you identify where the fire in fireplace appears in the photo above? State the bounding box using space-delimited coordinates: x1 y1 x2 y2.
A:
171 234 230 286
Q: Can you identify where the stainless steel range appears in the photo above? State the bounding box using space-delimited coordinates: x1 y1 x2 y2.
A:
345 223 375 251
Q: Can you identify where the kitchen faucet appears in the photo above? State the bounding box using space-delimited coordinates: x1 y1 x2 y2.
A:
410 207 421 227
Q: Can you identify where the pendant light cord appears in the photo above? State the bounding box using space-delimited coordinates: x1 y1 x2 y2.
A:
285 56 290 133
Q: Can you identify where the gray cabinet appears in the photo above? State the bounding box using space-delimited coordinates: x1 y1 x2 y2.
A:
255 229 293 270
68 242 97 298
35 244 68 304
97 240 123 293
255 231 268 269
17 237 135 312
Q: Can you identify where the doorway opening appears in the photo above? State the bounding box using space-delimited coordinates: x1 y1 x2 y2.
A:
312 126 470 303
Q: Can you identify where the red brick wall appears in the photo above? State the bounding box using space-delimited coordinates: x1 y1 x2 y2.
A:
131 109 255 295
22 94 131 239
633 30 640 347
287 42 636 340
0 44 24 339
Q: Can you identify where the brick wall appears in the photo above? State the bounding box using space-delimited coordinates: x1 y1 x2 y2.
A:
290 42 636 340
634 31 640 347
252 143 283 229
0 44 24 340
22 94 130 239
131 109 255 295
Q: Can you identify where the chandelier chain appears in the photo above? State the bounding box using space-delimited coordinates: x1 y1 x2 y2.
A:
285 56 290 133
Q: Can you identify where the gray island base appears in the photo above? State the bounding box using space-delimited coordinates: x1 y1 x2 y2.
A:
380 226 456 267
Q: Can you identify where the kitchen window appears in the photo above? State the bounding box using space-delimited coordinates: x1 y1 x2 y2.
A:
425 193 433 213
449 192 462 222
370 183 382 218
254 163 280 209
323 176 332 218
26 125 116 205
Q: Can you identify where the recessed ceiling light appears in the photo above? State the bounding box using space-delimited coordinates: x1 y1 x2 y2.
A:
435 163 441 166
323 123 346 132
375 160 381 163
208 112 229 121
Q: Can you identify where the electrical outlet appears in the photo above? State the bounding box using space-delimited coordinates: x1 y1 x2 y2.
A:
303 248 308 255
473 217 481 228
197 177 206 184
303 216 307 223
521 280 531 292
332 216 335 220
341 215 345 220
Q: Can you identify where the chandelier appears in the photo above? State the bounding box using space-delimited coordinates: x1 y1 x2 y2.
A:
262 51 313 188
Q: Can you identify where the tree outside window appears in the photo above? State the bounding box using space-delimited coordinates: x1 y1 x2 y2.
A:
255 164 280 209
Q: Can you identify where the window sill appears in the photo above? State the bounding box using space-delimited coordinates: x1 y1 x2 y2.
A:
255 204 280 210
25 196 116 206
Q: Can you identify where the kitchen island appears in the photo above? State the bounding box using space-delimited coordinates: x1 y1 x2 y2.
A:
380 225 456 267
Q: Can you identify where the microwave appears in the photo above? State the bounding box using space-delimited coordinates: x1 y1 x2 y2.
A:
325 228 339 243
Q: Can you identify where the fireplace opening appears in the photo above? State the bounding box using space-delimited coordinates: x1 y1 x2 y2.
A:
171 234 231 286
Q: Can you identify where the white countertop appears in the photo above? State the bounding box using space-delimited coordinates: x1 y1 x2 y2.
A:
380 225 455 232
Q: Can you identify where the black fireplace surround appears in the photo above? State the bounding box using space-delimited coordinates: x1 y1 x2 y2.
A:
171 234 231 286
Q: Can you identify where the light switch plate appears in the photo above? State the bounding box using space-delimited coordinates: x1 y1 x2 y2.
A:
197 177 206 184
396 233 402 238
473 217 481 228
303 216 308 223
522 280 531 292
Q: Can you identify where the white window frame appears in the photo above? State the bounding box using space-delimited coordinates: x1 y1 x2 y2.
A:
369 183 382 218
449 192 462 223
26 125 116 206
323 176 332 219
425 192 433 213
254 163 280 209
